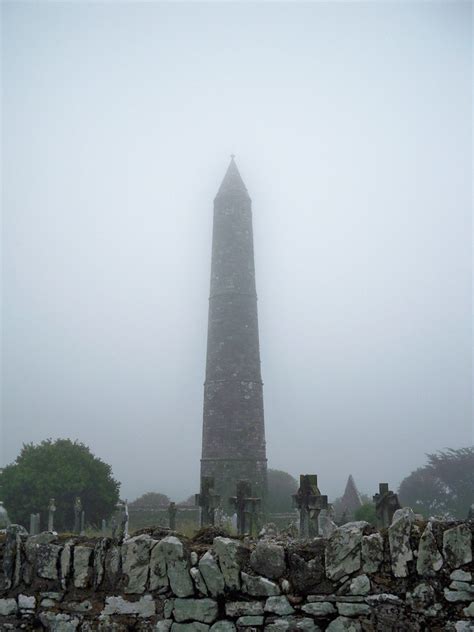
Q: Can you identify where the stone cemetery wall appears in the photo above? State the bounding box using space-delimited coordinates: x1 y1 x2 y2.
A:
0 509 473 631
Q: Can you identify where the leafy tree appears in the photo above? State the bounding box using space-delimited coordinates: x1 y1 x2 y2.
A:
354 502 376 526
398 447 474 519
0 439 120 531
129 492 170 509
267 469 298 513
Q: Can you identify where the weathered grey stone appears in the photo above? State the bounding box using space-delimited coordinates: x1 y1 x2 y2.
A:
337 602 370 616
191 567 209 595
417 521 443 576
18 594 36 610
37 544 62 580
326 617 362 632
463 602 474 617
450 581 474 593
164 599 174 619
214 537 246 591
236 615 265 626
325 522 368 581
264 618 321 632
60 541 73 588
73 545 93 588
250 541 286 580
39 612 80 632
150 536 194 597
444 588 474 602
102 594 156 617
301 602 336 616
451 570 472 582
361 532 383 574
241 572 280 596
210 622 237 632
173 598 218 624
199 550 225 596
94 538 108 588
348 574 370 595
122 534 153 594
191 551 199 566
63 600 93 613
443 524 472 568
225 601 264 617
454 622 474 632
171 623 209 632
156 622 173 632
365 593 403 606
104 544 121 583
407 582 436 611
265 596 295 615
0 598 17 615
388 507 415 578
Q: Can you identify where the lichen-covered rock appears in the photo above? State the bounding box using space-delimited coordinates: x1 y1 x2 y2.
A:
301 602 336 616
37 544 62 581
60 541 73 589
444 588 474 602
417 522 443 576
347 574 370 595
326 522 368 581
336 602 370 616
191 567 209 595
199 551 225 596
265 596 295 615
102 594 156 617
236 615 265 626
241 572 280 596
213 537 247 591
326 616 362 631
250 541 286 580
93 538 108 588
443 525 472 569
210 622 236 632
156 622 173 632
122 535 154 594
388 508 415 578
264 618 322 631
39 612 80 631
150 536 194 597
225 601 265 617
287 540 328 594
361 533 383 574
451 570 472 582
18 594 36 610
173 598 218 624
0 598 17 615
171 622 210 632
463 602 474 617
73 546 93 589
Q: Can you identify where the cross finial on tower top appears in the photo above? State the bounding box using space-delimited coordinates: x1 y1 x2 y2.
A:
230 153 235 160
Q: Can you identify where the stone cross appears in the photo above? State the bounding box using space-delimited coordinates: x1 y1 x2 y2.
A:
229 480 261 536
168 501 177 531
48 498 56 532
373 483 401 528
195 476 220 527
293 474 328 537
73 497 82 534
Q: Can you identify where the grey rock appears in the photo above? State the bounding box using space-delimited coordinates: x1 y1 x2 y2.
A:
190 551 199 566
336 602 370 616
214 537 247 591
463 602 474 617
450 580 474 593
443 588 473 602
325 522 368 581
326 617 362 632
122 534 154 594
102 594 156 617
361 532 383 574
454 622 474 632
94 538 108 588
63 600 93 613
191 567 209 595
417 521 443 576
60 541 73 588
73 545 93 588
264 618 321 632
37 544 62 580
39 612 80 632
348 574 370 595
365 593 403 605
301 602 336 616
443 524 472 568
104 543 121 583
18 594 36 610
241 572 280 596
265 596 295 615
164 599 175 618
0 598 17 615
451 570 472 581
199 550 225 596
407 582 436 611
236 616 265 626
225 601 264 617
388 507 415 578
210 623 236 632
250 541 286 580
173 598 218 624
171 624 210 632
150 536 194 597
156 622 173 632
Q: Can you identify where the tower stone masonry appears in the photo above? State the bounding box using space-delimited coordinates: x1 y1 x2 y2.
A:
200 157 267 510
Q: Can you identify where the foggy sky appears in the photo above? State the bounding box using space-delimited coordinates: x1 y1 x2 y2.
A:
2 1 472 504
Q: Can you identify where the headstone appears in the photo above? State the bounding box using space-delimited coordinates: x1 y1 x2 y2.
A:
73 497 82 534
110 515 117 539
116 500 129 541
229 480 261 535
168 501 177 530
29 513 40 535
467 504 474 521
80 510 85 535
373 483 401 528
195 476 220 527
48 498 56 532
292 474 328 537
101 519 107 535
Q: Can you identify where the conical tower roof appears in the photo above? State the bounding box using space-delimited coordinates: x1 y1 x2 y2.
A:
339 474 363 517
215 155 249 199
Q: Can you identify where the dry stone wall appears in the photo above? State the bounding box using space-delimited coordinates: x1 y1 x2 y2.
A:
1 508 473 631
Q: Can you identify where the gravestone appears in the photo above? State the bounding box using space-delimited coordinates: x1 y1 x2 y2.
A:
229 480 261 535
73 497 82 534
101 519 107 535
110 515 117 539
0 501 10 529
29 513 40 535
48 498 56 532
116 500 129 541
467 504 474 521
80 510 85 535
292 474 328 537
373 483 401 528
168 502 177 530
195 476 220 527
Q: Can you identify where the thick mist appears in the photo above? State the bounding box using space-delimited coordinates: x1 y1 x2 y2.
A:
1 1 472 504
